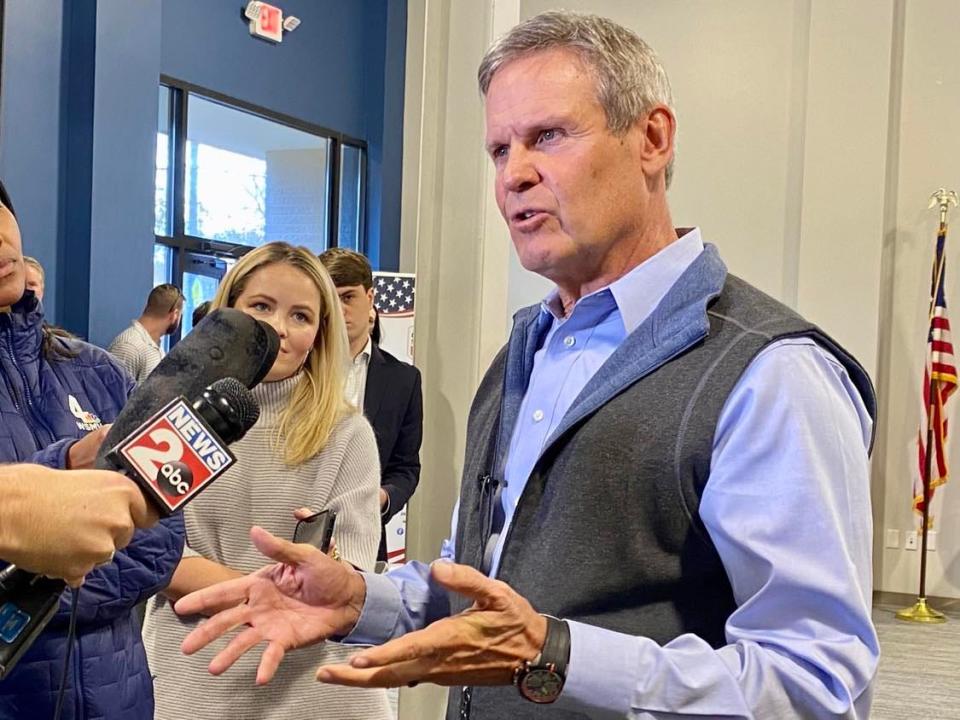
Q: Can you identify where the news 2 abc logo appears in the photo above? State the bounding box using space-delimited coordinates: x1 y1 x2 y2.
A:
117 398 236 513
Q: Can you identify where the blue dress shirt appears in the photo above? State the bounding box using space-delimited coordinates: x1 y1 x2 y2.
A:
349 229 878 718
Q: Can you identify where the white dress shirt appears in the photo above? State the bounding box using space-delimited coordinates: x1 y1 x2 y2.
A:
345 336 373 410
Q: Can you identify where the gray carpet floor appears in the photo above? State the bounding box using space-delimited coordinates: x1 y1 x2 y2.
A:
872 600 960 719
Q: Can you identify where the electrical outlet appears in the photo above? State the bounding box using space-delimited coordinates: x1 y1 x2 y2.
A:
885 529 900 549
904 530 918 551
927 531 937 552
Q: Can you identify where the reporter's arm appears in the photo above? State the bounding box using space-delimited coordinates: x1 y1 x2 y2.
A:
0 464 157 585
28 438 74 469
58 514 185 624
164 554 244 602
53 357 186 624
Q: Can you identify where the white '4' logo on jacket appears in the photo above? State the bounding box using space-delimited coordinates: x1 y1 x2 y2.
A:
68 395 103 432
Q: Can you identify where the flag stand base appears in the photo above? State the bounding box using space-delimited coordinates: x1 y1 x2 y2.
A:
896 597 947 623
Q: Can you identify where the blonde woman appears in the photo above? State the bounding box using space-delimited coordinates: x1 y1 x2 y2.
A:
142 242 390 719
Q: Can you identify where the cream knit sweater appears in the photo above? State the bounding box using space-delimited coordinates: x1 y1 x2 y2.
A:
142 374 391 719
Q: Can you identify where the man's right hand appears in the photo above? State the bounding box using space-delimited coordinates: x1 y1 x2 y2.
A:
0 464 157 586
175 525 366 685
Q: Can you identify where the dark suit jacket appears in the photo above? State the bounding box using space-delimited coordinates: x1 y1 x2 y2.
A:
363 343 423 561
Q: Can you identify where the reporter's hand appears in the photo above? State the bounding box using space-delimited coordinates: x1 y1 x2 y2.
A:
66 423 112 469
0 464 157 586
176 525 366 684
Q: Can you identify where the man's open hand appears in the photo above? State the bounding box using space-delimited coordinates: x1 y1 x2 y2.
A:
315 562 546 688
176 525 366 685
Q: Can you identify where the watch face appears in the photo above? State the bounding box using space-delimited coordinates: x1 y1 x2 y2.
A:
519 668 564 704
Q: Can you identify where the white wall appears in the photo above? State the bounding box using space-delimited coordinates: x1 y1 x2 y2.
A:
397 0 506 716
875 0 960 598
518 0 892 376
399 1 960 717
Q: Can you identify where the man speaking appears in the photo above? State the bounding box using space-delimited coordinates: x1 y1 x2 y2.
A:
0 464 157 587
177 11 878 719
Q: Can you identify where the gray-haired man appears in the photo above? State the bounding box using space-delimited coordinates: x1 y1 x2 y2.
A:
176 11 878 719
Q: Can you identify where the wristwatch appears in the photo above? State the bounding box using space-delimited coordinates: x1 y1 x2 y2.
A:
513 614 570 704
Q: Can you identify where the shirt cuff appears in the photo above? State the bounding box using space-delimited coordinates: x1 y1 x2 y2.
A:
553 620 640 718
341 571 403 646
30 438 74 469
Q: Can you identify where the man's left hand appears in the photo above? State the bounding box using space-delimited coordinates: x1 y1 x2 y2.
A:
315 561 546 688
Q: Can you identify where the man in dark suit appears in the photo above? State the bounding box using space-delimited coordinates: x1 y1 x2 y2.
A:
319 248 423 562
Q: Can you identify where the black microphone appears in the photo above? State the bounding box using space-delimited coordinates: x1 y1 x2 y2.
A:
94 308 279 468
0 376 264 679
104 378 260 515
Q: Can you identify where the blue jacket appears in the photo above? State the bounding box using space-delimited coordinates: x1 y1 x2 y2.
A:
0 293 185 720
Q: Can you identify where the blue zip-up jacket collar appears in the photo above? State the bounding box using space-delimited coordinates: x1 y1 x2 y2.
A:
0 289 44 358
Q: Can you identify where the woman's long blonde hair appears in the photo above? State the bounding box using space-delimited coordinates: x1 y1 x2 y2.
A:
210 242 353 465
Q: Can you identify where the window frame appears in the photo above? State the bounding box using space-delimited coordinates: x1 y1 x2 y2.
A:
155 75 368 264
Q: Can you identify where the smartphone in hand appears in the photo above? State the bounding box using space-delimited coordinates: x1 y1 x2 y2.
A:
293 509 337 553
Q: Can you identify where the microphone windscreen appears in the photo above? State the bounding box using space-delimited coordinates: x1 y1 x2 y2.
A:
250 319 281 387
95 308 278 470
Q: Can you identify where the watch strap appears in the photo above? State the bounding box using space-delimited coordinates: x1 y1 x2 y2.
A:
538 614 570 677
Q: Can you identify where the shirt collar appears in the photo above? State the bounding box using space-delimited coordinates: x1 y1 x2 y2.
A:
538 227 704 336
355 336 373 363
133 320 160 350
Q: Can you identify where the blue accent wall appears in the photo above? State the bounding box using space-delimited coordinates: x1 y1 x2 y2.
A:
0 0 64 315
161 0 368 140
355 0 407 271
0 0 405 346
58 0 98 335
87 0 163 345
374 0 407 270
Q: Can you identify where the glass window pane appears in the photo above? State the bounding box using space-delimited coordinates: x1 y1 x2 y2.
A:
153 244 172 287
155 86 172 236
181 254 225 336
182 271 220 337
337 143 364 251
184 94 332 252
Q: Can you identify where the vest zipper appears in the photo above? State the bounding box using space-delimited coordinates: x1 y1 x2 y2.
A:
460 336 515 720
458 685 473 719
476 473 494 552
462 314 707 719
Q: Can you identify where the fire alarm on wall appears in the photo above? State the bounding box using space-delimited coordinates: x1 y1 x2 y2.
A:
243 1 300 44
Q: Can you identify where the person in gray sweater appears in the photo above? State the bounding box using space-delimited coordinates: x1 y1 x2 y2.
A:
142 242 390 719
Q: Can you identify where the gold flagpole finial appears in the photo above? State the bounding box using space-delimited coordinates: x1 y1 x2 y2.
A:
929 188 959 225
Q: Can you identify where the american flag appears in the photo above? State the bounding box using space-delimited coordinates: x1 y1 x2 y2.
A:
914 219 958 527
374 273 416 317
